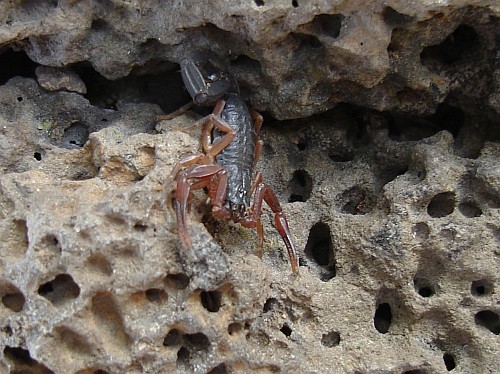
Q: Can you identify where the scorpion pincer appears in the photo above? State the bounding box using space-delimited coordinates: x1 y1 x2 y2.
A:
169 53 299 272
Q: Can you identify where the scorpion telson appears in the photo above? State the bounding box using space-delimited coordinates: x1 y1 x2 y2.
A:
170 53 299 272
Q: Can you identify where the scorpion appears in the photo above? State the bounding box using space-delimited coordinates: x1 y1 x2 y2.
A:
168 52 299 272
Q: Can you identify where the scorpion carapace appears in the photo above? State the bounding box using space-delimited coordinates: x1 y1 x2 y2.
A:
169 52 299 272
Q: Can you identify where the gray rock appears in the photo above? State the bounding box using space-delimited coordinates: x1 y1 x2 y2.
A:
36 66 87 94
0 1 498 119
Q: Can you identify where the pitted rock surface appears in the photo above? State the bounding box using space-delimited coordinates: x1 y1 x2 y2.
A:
1 0 499 119
1 1 499 374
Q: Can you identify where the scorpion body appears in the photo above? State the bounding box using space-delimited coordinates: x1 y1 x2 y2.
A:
170 53 298 272
215 92 255 216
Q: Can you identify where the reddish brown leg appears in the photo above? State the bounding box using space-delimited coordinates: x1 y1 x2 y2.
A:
241 180 299 272
169 152 205 181
250 109 264 169
174 164 228 248
200 100 237 162
250 108 264 134
157 101 194 121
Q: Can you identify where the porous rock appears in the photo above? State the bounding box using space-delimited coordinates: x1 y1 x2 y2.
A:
0 0 499 119
1 1 499 374
36 66 87 94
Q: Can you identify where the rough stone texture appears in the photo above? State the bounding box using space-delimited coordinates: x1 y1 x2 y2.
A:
0 0 499 119
0 1 499 374
36 66 87 94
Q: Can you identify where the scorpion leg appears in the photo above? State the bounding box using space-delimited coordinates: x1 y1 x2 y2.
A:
169 152 205 181
250 108 264 134
242 175 299 272
174 164 228 248
157 101 194 121
200 100 237 162
250 108 264 168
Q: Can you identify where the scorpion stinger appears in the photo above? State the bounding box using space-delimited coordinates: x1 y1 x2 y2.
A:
170 53 299 273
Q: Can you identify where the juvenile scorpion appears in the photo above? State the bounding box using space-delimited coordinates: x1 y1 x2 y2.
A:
169 53 299 272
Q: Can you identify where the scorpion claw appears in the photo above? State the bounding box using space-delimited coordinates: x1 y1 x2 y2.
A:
180 56 231 106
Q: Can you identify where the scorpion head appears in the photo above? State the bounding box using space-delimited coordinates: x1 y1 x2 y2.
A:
180 52 238 106
227 203 247 223
225 182 252 222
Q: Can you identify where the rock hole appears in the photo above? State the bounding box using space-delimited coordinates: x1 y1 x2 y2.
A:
163 329 182 347
207 363 228 374
298 256 307 267
3 345 54 373
228 322 243 335
381 166 409 186
91 18 108 32
91 292 131 350
321 330 340 347
263 297 279 312
3 325 13 336
458 201 482 218
305 34 323 48
288 169 313 202
164 273 190 289
312 14 344 39
231 54 263 78
412 222 430 242
0 49 38 85
38 273 80 306
76 59 187 113
340 186 375 215
254 0 264 6
421 24 478 66
86 253 113 276
296 137 307 151
474 310 500 334
443 353 456 371
2 292 25 312
280 323 292 337
3 346 34 365
94 370 109 374
133 223 148 232
60 123 89 148
33 151 42 161
7 219 29 258
374 303 392 333
184 332 211 350
430 104 464 138
176 346 190 365
292 0 298 8
35 234 60 253
388 112 440 141
54 326 93 358
200 290 222 312
471 279 493 297
145 288 168 304
382 6 414 26
413 275 436 297
304 222 336 281
427 192 455 218
328 149 353 162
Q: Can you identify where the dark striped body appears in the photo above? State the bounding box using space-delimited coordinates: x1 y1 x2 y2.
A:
214 92 256 213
